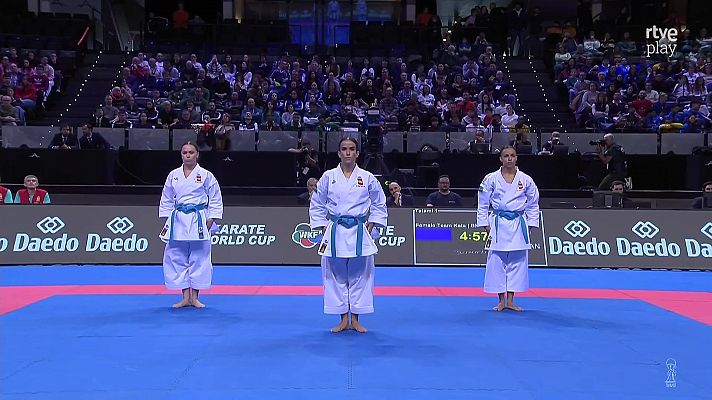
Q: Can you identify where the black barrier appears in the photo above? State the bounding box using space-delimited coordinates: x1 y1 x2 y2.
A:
0 206 710 269
114 151 298 186
0 148 705 190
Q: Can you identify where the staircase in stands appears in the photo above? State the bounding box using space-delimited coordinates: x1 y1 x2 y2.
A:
502 57 578 133
31 53 128 127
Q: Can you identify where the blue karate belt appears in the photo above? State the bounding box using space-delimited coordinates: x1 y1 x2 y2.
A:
492 209 529 244
329 215 368 258
170 203 208 240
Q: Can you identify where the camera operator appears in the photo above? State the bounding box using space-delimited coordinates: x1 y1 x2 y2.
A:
288 140 321 185
593 133 626 190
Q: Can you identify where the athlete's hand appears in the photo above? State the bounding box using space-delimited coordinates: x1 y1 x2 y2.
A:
484 226 490 233
367 222 374 233
207 218 214 229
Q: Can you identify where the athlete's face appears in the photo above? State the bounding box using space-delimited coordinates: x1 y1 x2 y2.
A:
338 139 359 165
181 144 198 166
500 148 517 168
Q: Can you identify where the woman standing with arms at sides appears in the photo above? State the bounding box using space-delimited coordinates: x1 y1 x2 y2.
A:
309 137 388 333
159 142 223 308
477 146 540 312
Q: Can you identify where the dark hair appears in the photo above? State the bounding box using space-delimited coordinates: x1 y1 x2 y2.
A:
339 136 359 148
181 142 199 153
438 174 449 180
703 181 712 190
610 180 625 188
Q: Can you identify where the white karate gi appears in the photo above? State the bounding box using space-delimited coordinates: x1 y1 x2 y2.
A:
309 164 388 314
477 168 539 293
159 164 223 290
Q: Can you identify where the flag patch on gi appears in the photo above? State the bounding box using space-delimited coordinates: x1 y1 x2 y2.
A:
517 181 524 190
196 174 202 183
357 177 364 187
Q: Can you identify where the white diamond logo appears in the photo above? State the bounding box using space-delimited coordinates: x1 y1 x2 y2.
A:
36 217 65 234
632 221 660 239
701 222 712 241
563 220 591 238
107 217 134 234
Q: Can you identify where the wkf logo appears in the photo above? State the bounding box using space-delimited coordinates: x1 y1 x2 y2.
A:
291 223 322 248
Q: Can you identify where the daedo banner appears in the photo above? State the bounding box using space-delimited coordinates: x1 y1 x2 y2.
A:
0 206 710 269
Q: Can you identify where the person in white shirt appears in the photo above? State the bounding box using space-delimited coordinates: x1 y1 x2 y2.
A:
500 104 519 132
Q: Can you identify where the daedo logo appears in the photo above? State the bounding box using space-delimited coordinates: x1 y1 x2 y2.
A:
563 220 590 238
13 216 81 252
292 223 322 248
550 219 610 256
37 216 65 234
617 220 681 257
631 221 659 239
86 217 149 252
685 221 712 258
549 217 712 259
700 222 712 241
106 217 134 234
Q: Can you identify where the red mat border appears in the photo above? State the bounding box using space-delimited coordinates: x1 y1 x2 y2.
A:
1 285 711 325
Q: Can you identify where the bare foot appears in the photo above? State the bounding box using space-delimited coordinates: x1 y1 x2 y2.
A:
172 299 191 308
492 303 506 312
505 303 523 312
351 319 368 333
191 297 206 308
330 319 350 333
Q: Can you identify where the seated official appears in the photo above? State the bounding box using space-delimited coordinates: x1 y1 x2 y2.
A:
541 132 565 152
49 124 79 149
14 175 50 204
0 181 13 204
79 123 110 149
297 177 319 205
387 182 414 207
692 181 712 209
426 175 463 207
610 180 635 208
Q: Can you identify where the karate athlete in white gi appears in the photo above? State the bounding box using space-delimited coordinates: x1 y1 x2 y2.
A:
159 142 223 308
477 146 540 312
310 137 388 333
